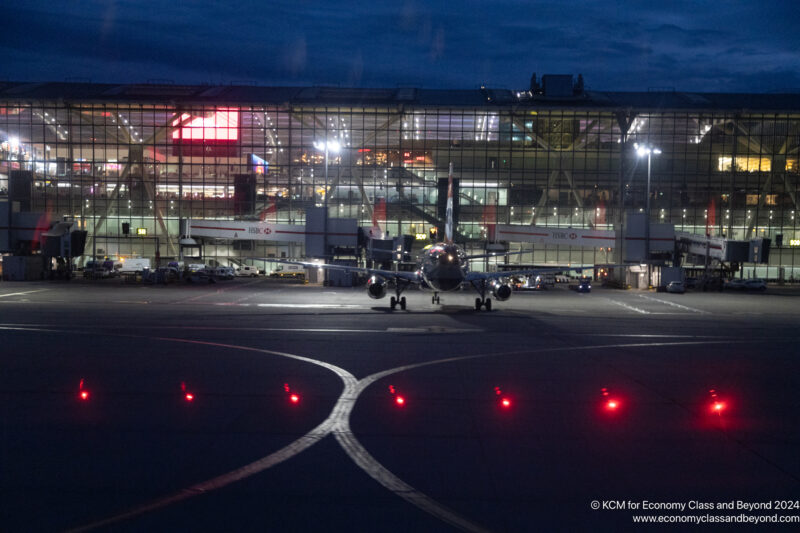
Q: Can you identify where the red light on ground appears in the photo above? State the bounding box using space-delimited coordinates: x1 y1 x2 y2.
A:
395 396 405 406
290 394 300 404
78 379 89 401
708 389 727 415
185 393 194 402
601 388 622 413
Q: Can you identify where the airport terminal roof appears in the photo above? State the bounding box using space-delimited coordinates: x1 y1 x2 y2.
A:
1 81 799 113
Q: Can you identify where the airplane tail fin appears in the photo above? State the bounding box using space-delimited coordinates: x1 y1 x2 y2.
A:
445 162 454 243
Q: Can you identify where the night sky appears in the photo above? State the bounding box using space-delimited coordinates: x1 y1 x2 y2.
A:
2 0 799 93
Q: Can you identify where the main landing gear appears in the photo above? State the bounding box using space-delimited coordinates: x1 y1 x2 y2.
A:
469 279 492 311
389 279 410 310
431 292 440 305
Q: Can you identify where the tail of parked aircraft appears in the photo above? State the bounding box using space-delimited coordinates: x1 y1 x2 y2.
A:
445 162 454 243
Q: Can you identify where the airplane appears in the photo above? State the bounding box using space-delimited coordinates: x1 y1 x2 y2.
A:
267 163 573 311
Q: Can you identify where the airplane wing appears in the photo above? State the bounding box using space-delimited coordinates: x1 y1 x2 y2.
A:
259 259 421 283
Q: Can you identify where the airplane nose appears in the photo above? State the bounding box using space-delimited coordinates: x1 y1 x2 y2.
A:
439 254 456 265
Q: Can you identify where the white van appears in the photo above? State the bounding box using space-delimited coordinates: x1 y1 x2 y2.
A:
236 265 260 277
119 258 151 273
269 264 305 279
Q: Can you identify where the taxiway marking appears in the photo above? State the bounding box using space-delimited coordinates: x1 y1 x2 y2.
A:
0 289 49 298
637 294 710 314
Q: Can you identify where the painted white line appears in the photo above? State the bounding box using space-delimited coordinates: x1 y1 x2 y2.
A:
387 327 480 334
605 298 650 314
257 303 362 309
0 323 472 334
0 289 49 298
637 294 710 314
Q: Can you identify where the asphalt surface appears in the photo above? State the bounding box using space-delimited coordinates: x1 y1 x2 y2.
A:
1 278 800 532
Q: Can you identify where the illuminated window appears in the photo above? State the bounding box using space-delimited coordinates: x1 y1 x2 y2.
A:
718 156 771 172
746 194 778 206
787 159 799 174
172 108 239 141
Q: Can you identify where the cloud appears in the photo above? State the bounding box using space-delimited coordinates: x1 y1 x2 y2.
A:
0 1 798 93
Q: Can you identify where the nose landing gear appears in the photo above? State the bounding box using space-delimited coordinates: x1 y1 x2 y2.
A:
474 297 492 311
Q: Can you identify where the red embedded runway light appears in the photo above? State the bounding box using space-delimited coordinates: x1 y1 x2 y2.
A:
284 384 301 405
709 389 726 415
388 385 406 407
495 387 512 409
181 382 195 402
78 379 90 401
601 388 621 412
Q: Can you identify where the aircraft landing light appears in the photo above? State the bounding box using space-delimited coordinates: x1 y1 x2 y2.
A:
501 397 511 408
395 395 406 406
185 393 195 402
290 393 300 404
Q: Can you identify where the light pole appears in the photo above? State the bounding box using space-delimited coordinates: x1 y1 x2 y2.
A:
635 143 661 286
313 139 340 277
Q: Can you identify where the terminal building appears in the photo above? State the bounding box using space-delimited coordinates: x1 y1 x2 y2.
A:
1 75 798 282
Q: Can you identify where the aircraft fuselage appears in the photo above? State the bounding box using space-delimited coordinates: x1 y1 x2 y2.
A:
418 243 469 292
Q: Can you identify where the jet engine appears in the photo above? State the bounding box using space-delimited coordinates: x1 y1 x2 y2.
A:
491 282 512 301
367 276 388 299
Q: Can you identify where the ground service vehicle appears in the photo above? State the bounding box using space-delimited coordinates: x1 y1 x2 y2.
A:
743 278 767 291
236 265 260 277
119 258 151 273
270 264 305 279
577 278 592 293
666 281 686 293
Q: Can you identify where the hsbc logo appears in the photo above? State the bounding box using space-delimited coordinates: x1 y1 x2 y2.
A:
248 226 273 235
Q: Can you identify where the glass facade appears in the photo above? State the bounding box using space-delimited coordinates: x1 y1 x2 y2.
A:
1 89 799 279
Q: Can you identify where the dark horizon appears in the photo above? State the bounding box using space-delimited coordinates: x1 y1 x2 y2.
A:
2 1 799 94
